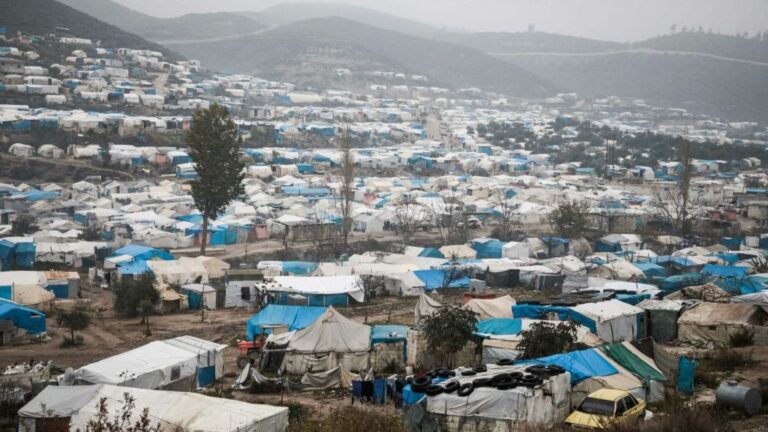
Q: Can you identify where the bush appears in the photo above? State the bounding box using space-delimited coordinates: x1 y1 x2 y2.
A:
517 321 579 359
59 335 84 348
708 348 754 372
729 328 754 348
290 406 408 432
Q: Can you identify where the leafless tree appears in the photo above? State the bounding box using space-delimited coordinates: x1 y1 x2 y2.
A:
338 130 355 249
393 194 425 246
428 201 469 245
307 212 341 262
490 189 520 241
440 253 468 291
652 140 695 236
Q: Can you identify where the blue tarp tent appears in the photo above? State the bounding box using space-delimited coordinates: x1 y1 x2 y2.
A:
511 304 597 333
632 262 666 278
475 318 524 336
0 298 46 335
14 242 35 268
470 239 503 258
113 245 173 261
702 264 749 278
660 273 705 292
371 325 409 361
413 269 470 291
521 348 618 384
116 260 150 276
246 304 326 340
418 247 445 259
282 261 317 275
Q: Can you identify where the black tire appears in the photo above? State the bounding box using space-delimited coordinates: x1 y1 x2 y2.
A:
496 358 514 366
473 377 492 388
526 366 548 376
438 369 456 378
412 375 432 388
443 380 460 393
473 364 488 373
457 383 474 397
425 385 444 396
509 372 524 380
236 356 249 369
497 379 518 390
490 373 511 386
547 365 566 375
459 369 476 376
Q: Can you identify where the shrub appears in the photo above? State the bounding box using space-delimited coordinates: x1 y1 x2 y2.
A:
729 328 754 348
290 406 408 432
708 348 754 372
517 321 579 359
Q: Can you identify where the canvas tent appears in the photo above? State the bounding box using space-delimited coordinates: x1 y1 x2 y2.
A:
677 302 768 346
462 295 516 320
19 384 289 432
571 299 644 343
280 307 371 374
66 336 226 390
0 271 55 309
269 275 365 306
415 293 445 322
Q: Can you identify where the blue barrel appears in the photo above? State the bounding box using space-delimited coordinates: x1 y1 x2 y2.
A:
373 379 387 404
352 380 363 399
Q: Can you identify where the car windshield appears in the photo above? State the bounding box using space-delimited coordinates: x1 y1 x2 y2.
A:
579 397 615 416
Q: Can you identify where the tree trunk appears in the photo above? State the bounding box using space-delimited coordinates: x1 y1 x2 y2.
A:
144 313 151 336
200 216 209 256
70 327 75 343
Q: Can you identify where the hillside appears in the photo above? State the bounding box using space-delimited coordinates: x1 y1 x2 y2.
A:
636 33 768 64
57 0 264 43
1 0 181 60
172 17 554 97
240 2 448 38
446 31 625 54
506 52 768 122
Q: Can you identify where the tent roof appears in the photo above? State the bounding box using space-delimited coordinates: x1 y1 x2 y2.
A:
572 299 643 322
287 307 371 353
462 295 515 320
678 302 763 325
270 275 364 302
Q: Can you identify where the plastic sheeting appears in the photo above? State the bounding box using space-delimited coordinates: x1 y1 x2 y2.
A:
286 307 371 353
413 269 470 291
20 384 289 432
271 275 365 303
512 304 597 333
415 293 444 322
300 365 360 391
462 295 515 320
601 342 666 384
0 298 46 334
521 348 618 384
246 305 326 340
476 318 524 336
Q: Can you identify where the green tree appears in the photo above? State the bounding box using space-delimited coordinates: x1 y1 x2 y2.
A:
187 104 245 255
517 321 578 359
84 393 163 432
113 274 160 337
421 307 477 368
547 199 591 238
57 301 91 346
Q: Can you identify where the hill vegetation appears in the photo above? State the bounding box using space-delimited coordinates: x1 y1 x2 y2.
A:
172 17 554 98
636 32 768 63
57 0 264 43
1 0 181 59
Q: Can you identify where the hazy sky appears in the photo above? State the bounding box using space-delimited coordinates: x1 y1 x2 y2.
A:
114 0 768 42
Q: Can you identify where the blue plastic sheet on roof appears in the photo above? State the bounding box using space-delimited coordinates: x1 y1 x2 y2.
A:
0 299 46 335
714 275 767 295
702 264 748 278
418 247 445 259
471 239 503 258
660 273 705 292
720 237 745 250
282 187 331 197
246 304 326 340
113 245 173 261
116 260 150 276
632 262 666 278
616 293 652 306
14 189 58 201
14 242 35 268
475 318 523 336
371 325 409 361
520 348 618 384
282 261 317 275
413 269 469 291
511 304 597 333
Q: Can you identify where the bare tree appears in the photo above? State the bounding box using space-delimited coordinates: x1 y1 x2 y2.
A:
338 130 355 249
652 140 695 235
441 254 467 291
428 201 469 245
307 212 341 262
393 194 424 246
490 189 520 241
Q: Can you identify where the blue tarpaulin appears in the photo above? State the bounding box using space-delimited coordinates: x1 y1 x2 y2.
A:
246 304 326 340
661 273 705 292
413 269 470 291
14 242 35 268
632 262 666 278
677 357 698 394
702 264 749 278
511 304 597 333
371 325 409 361
0 299 46 335
520 348 618 384
281 261 317 275
470 239 503 258
113 245 173 261
116 260 150 276
475 318 524 336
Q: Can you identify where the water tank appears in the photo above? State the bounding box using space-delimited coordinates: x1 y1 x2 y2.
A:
716 380 762 415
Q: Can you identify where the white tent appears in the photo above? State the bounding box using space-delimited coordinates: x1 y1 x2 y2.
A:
0 271 54 309
462 295 516 320
19 384 289 432
415 292 445 322
146 259 209 288
281 307 371 374
502 241 528 259
67 336 225 390
270 275 365 303
572 300 644 343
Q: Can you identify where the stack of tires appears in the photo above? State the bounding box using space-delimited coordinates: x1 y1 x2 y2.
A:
420 363 567 398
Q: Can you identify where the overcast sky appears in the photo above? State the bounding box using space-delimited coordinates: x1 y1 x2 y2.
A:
113 0 768 42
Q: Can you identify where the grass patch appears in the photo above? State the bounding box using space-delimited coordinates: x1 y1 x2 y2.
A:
729 328 754 348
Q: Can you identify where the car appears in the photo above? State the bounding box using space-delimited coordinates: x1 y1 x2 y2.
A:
565 389 646 430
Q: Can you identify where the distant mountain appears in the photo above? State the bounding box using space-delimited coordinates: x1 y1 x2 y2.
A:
1 0 181 60
636 33 768 64
57 0 264 43
505 51 768 122
171 17 554 97
240 2 448 39
445 32 625 54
